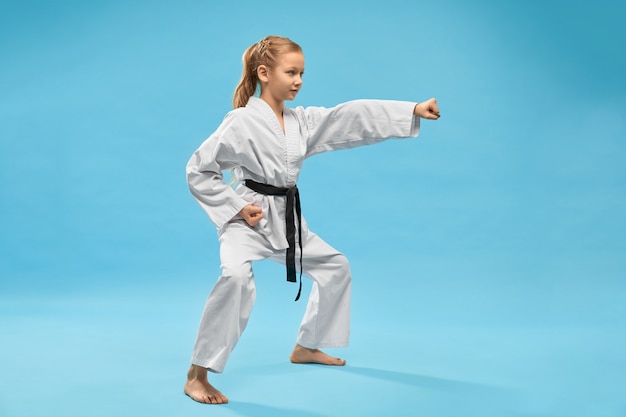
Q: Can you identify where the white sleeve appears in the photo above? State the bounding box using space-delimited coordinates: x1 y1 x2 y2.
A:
300 99 420 158
186 117 248 229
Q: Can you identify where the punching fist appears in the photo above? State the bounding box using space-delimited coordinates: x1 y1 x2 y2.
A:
414 98 440 120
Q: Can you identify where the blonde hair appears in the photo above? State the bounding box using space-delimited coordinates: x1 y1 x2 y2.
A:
232 36 302 108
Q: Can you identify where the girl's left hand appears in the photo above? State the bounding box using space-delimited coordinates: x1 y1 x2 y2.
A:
414 98 440 120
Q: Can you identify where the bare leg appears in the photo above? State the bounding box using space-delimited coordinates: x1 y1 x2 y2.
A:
183 365 229 404
289 344 346 366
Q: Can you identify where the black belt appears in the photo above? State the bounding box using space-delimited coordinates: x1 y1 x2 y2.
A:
244 179 303 301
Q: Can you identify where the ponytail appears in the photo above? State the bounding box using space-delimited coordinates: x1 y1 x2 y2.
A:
232 36 302 109
232 44 259 108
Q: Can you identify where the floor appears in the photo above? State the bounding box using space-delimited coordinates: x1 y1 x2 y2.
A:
2 257 625 417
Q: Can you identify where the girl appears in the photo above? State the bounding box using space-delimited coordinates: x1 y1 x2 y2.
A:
184 35 440 404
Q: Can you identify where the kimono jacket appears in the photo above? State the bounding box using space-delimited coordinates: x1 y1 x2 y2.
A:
187 96 420 251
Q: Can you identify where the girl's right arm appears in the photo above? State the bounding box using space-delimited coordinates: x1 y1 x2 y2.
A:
186 115 249 228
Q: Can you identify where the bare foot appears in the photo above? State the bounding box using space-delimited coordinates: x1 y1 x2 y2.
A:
289 344 346 366
184 365 229 405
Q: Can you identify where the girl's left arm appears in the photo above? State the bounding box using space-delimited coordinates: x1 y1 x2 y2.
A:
300 99 434 158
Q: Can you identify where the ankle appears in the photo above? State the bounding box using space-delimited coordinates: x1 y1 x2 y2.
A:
294 344 314 352
187 364 208 381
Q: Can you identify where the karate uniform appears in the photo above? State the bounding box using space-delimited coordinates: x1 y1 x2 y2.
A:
187 97 420 373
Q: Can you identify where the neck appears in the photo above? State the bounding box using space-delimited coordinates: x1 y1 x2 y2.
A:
259 93 284 120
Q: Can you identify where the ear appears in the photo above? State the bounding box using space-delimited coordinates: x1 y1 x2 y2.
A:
257 65 269 83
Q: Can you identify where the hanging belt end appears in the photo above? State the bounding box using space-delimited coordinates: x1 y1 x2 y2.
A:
294 279 302 302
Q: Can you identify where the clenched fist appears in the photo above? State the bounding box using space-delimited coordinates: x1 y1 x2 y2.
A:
239 204 264 227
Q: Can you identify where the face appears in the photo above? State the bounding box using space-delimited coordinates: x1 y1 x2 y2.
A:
260 51 305 103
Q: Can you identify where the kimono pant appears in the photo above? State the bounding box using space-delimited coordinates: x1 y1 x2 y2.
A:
190 222 352 373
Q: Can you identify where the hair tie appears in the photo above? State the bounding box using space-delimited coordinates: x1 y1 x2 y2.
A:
257 38 271 55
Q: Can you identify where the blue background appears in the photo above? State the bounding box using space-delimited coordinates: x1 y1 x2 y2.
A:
1 1 625 416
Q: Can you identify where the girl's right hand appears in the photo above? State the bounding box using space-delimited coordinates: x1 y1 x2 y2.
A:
239 204 264 227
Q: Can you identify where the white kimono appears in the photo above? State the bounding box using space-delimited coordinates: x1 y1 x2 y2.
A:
187 96 420 373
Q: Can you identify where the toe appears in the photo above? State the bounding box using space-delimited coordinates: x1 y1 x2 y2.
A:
331 357 346 366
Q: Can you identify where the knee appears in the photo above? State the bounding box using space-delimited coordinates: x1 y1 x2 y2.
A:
219 262 254 291
334 253 352 286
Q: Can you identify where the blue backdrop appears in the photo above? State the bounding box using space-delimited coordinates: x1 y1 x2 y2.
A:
1 1 625 416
